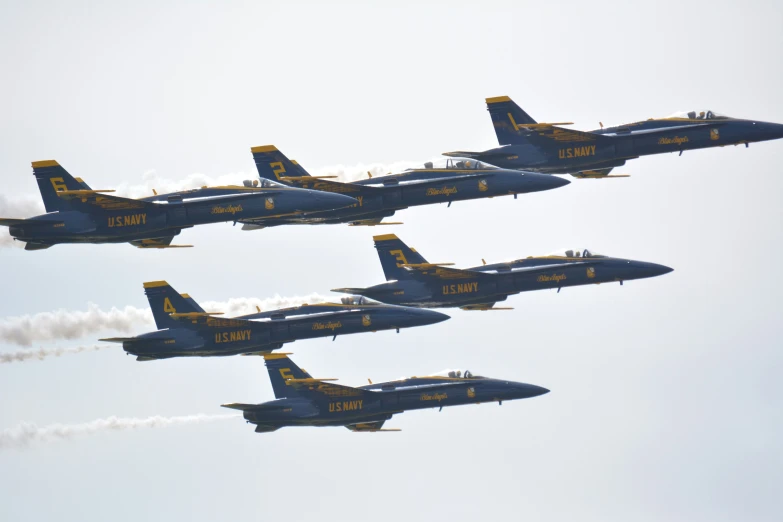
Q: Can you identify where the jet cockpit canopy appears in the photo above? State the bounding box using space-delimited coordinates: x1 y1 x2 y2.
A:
666 110 729 120
409 158 497 171
430 369 482 379
340 296 375 306
546 248 604 259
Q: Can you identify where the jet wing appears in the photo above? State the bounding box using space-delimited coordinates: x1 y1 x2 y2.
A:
362 173 493 190
57 190 157 211
279 177 380 196
403 265 497 281
285 379 377 400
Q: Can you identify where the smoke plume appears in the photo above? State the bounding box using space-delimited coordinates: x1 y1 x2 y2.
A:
0 344 109 364
0 194 45 248
0 293 329 347
0 414 238 449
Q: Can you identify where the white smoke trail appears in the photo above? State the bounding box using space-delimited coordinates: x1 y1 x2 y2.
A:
0 293 330 347
0 194 45 249
0 344 109 364
111 159 419 198
0 304 154 347
0 194 44 217
0 414 239 449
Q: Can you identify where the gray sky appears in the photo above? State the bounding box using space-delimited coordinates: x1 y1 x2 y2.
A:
1 1 782 521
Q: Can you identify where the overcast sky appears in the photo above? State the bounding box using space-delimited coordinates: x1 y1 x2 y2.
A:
1 1 782 521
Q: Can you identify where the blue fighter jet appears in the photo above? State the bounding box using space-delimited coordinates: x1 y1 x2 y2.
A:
332 234 673 310
101 281 449 361
223 353 549 432
444 96 783 178
240 145 569 228
0 159 356 250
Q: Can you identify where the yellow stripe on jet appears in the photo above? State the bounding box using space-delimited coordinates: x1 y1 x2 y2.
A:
31 160 59 168
250 145 278 153
485 96 512 104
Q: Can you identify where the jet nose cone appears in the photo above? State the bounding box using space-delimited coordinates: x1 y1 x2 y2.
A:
645 261 674 278
414 308 451 325
516 383 550 398
317 191 358 209
525 172 570 192
548 175 571 189
765 122 783 140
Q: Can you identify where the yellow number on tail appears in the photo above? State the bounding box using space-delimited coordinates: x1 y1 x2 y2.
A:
49 177 68 193
279 368 295 381
163 298 176 313
390 249 408 267
269 162 286 180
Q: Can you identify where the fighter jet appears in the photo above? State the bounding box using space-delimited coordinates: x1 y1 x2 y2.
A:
333 234 673 310
444 96 783 178
239 145 569 228
101 281 449 361
0 159 356 250
223 353 548 432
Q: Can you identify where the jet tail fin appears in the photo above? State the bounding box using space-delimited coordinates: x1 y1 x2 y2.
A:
251 145 308 183
486 96 538 145
373 234 428 281
143 281 204 330
263 353 314 399
31 160 92 212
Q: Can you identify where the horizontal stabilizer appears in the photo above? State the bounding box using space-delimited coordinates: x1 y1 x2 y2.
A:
0 218 27 227
442 151 484 158
331 287 367 295
402 262 455 269
0 218 64 228
221 403 259 411
99 337 139 343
